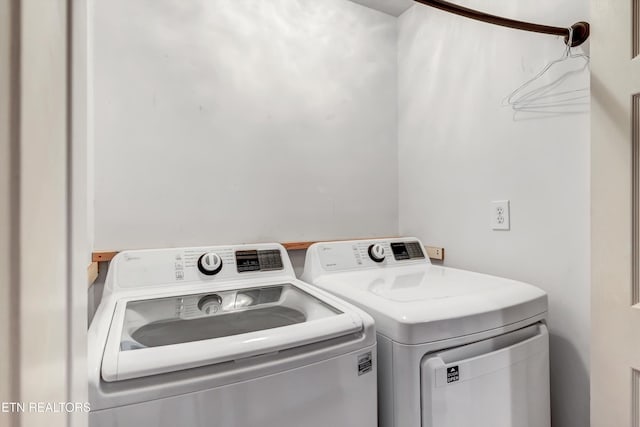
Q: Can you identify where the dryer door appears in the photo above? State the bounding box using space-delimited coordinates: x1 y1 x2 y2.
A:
420 323 550 427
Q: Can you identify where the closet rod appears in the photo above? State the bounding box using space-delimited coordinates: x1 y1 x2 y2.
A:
414 0 590 47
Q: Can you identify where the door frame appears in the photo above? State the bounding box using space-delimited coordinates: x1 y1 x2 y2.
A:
0 1 88 425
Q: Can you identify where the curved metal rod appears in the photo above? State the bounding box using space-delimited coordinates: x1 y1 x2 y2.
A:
414 0 590 47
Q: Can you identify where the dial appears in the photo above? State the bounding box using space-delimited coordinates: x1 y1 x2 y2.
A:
368 244 386 263
197 252 223 275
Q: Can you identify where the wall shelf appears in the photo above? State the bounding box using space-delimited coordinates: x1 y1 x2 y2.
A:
87 262 98 286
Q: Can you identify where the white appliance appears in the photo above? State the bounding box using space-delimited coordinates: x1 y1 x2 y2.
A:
302 238 550 427
88 243 377 427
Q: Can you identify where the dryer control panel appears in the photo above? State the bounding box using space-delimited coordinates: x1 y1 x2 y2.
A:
389 241 425 261
304 238 429 275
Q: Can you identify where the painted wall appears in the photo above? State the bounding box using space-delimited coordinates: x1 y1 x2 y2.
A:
91 1 590 424
92 0 398 250
398 3 590 427
349 0 413 17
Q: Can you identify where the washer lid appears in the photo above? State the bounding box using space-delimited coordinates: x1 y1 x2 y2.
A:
310 264 548 345
100 282 363 382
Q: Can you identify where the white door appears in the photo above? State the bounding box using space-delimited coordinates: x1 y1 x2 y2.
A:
591 0 640 425
0 1 87 426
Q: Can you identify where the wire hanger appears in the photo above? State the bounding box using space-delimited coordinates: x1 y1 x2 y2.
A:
505 27 590 113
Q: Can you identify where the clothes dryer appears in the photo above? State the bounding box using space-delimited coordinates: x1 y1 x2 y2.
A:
302 238 549 427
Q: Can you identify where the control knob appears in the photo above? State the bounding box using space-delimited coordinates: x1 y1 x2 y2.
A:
368 244 386 263
197 252 223 275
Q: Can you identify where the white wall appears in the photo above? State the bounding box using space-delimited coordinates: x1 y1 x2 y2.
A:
398 3 590 427
92 0 398 250
92 2 591 424
349 0 413 17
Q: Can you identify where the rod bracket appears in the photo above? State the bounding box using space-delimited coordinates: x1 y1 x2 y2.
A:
567 22 590 47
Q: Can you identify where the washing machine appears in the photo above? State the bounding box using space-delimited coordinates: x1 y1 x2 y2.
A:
302 237 550 427
88 243 377 427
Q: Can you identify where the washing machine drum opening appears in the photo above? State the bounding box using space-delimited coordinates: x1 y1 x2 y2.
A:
101 283 363 381
130 306 306 348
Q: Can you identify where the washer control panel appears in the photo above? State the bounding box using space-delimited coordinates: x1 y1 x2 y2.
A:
112 243 292 290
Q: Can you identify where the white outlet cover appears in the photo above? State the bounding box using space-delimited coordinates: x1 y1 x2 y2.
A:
491 200 510 230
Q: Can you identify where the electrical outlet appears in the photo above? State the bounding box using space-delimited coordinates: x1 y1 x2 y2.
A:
491 200 510 230
425 246 445 261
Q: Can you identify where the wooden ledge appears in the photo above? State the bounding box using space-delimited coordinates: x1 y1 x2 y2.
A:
87 262 98 287
92 251 120 262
